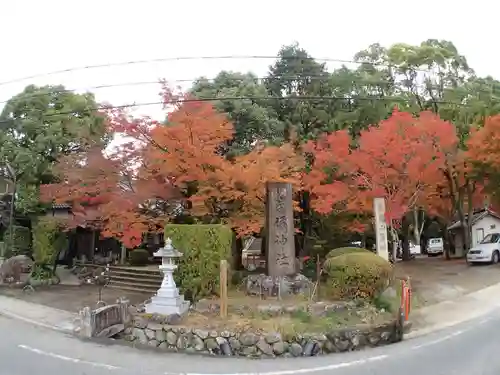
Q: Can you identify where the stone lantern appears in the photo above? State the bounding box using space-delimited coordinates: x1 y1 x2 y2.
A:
145 238 190 316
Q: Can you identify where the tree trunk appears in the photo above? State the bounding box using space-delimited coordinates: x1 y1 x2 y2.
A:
388 225 399 262
231 231 244 271
464 180 475 252
445 166 474 254
401 234 411 261
412 208 425 247
299 191 311 253
443 229 451 260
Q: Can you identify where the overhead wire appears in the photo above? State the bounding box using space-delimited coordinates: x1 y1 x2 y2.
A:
0 54 454 87
1 74 496 108
0 94 473 126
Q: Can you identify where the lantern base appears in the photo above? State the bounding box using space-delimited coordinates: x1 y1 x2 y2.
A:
145 293 190 316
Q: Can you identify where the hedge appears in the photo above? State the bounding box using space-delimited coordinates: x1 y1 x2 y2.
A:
165 224 233 302
326 247 371 259
323 252 393 300
31 218 68 280
129 248 150 266
4 225 31 257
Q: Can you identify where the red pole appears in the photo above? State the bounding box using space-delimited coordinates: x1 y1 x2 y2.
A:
400 279 406 310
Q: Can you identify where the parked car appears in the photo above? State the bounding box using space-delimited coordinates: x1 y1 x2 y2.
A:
467 233 500 264
427 238 444 256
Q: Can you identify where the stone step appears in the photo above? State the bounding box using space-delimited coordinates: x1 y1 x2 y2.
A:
107 281 158 294
109 266 161 276
77 263 162 278
109 274 162 286
109 270 162 281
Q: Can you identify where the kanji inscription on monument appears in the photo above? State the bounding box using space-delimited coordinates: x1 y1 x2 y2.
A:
265 182 296 277
373 197 389 261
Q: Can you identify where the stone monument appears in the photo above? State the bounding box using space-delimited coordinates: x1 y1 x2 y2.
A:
265 181 296 277
243 182 312 298
145 238 190 316
373 197 389 261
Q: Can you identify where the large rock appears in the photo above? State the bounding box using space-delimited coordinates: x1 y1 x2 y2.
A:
244 273 312 297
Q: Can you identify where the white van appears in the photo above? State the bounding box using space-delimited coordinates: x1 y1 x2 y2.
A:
427 238 444 256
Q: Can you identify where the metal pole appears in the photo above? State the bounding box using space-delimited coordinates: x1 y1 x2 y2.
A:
0 163 16 265
8 175 15 256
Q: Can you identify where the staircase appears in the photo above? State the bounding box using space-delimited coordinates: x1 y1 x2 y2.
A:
108 266 162 294
80 264 162 294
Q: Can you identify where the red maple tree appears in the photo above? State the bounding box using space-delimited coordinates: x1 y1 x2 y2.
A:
304 109 458 236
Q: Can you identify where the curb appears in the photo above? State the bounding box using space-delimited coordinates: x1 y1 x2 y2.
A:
2 282 500 344
404 285 500 339
0 308 75 334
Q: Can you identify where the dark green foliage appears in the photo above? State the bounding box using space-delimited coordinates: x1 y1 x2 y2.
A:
0 84 110 214
323 252 393 300
165 224 233 302
4 225 31 257
31 218 68 280
129 249 150 266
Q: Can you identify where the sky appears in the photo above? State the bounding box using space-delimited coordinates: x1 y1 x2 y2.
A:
1 0 497 122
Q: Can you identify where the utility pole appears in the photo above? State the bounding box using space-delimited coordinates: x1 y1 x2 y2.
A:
0 162 16 265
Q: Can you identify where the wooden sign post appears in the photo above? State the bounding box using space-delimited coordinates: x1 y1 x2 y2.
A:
219 260 228 318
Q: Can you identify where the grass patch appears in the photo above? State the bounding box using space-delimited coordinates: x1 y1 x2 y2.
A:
141 303 393 337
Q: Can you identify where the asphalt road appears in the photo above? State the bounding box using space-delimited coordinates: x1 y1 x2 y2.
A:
1 309 499 375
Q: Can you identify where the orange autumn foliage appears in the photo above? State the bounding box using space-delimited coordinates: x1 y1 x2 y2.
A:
466 114 500 206
467 115 500 173
138 99 304 236
304 109 458 229
42 90 304 246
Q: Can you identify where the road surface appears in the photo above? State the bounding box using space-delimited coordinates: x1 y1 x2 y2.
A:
1 309 499 375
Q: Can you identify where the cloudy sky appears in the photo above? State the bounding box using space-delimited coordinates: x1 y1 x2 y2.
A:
0 0 495 121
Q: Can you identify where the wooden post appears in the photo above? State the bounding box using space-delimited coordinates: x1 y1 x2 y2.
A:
219 259 228 318
407 276 412 317
89 230 96 262
315 254 321 298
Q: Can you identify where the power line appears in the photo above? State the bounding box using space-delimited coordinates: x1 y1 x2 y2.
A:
0 94 471 126
0 54 449 87
0 76 394 106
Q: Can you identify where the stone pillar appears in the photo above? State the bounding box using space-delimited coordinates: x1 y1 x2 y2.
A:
373 197 389 261
78 306 94 338
265 182 296 277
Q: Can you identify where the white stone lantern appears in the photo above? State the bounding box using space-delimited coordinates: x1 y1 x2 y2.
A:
145 238 190 316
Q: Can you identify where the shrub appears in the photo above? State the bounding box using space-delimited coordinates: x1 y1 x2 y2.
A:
31 218 68 280
323 252 393 300
165 224 233 302
4 225 31 257
326 247 370 259
129 249 150 266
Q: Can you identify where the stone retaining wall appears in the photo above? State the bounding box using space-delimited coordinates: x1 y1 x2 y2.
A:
123 317 403 358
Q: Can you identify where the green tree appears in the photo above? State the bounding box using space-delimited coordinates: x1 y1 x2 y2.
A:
0 84 109 214
190 71 285 157
264 42 337 141
353 39 500 251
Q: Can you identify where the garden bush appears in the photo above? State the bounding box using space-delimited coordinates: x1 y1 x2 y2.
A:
31 218 68 280
129 249 150 266
326 246 371 259
4 225 31 257
165 224 232 302
323 252 393 300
